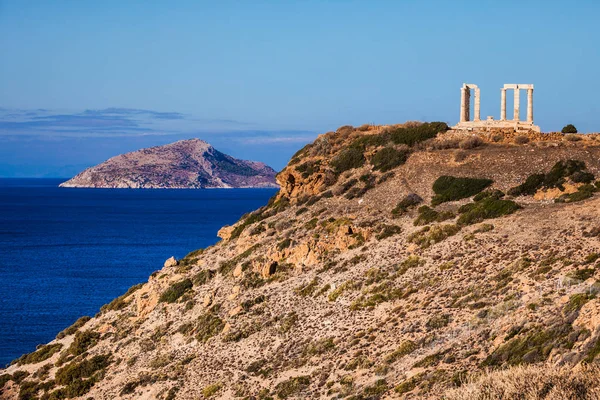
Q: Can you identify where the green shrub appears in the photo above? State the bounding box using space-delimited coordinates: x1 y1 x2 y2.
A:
567 268 595 282
431 176 493 205
218 244 260 275
67 330 100 357
295 160 321 178
376 224 402 240
564 293 592 315
508 174 545 196
277 238 292 251
388 122 449 147
179 248 204 268
385 340 417 363
426 313 451 330
56 354 111 386
414 205 454 226
457 197 521 225
562 124 577 134
14 343 62 365
275 376 311 399
159 279 193 303
363 379 389 397
509 160 593 196
202 383 222 398
196 312 224 342
100 283 143 313
370 147 409 172
192 269 215 286
330 148 365 175
482 324 574 367
408 225 460 248
392 193 422 216
557 184 597 203
57 316 91 339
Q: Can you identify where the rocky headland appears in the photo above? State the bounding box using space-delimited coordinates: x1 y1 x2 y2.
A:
5 123 600 399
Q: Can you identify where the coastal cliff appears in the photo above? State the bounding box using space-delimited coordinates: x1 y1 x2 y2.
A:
59 139 278 189
5 123 600 399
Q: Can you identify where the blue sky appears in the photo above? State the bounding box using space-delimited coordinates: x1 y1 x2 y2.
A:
1 0 599 176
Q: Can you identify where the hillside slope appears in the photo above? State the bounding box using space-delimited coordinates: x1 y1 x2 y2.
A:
59 139 278 189
4 123 600 399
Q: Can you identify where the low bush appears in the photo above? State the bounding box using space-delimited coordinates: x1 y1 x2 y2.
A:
457 197 521 225
277 238 292 251
385 340 417 364
426 313 451 330
370 147 409 172
561 124 577 134
509 160 593 196
202 383 222 398
67 330 100 357
459 136 485 149
159 279 193 303
392 193 423 216
295 160 321 178
14 343 62 365
196 312 225 342
514 135 530 144
408 225 460 248
388 122 449 147
376 224 402 240
330 148 365 175
431 176 493 205
414 205 454 226
482 324 574 367
275 376 311 399
556 183 597 203
57 316 92 339
100 283 144 313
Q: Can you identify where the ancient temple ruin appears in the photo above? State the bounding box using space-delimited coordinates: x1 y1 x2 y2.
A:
453 83 541 132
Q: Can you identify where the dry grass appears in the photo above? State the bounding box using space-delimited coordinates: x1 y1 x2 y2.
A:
443 364 600 400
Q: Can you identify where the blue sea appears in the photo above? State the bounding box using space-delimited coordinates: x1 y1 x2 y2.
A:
0 179 277 366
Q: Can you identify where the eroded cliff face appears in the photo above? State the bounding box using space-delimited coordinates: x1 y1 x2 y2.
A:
5 124 600 400
59 139 279 189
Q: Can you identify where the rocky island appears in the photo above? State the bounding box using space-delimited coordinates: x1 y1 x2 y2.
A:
59 139 279 189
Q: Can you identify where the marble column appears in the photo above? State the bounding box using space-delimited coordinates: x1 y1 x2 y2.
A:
513 88 520 121
500 89 506 121
527 88 533 123
474 88 481 121
460 87 466 122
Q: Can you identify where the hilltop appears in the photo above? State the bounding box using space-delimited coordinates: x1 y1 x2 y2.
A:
4 123 600 399
59 139 278 189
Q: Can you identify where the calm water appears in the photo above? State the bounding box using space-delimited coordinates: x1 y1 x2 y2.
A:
0 179 276 366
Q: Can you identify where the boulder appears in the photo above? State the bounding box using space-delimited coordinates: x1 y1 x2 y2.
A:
164 256 178 268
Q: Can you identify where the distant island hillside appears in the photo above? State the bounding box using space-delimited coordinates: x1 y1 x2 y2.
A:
59 139 279 189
